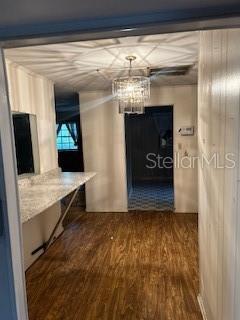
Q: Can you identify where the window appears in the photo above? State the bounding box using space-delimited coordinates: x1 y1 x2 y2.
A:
57 123 78 151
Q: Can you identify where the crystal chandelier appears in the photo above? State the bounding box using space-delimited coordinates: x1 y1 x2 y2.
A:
112 56 150 114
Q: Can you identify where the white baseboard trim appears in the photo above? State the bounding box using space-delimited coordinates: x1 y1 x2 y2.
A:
198 294 208 320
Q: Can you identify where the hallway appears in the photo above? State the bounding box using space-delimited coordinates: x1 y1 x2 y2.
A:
26 212 201 320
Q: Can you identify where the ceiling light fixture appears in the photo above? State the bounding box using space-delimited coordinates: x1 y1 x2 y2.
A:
112 56 150 114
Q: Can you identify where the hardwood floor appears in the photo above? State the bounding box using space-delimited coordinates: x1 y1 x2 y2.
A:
26 212 202 320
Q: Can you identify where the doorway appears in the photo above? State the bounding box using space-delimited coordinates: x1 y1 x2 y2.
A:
125 106 174 211
55 90 86 225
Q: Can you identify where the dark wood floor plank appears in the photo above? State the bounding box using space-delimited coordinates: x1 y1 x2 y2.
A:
26 212 202 320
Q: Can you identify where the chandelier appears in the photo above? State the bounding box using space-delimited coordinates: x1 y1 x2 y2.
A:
112 56 150 114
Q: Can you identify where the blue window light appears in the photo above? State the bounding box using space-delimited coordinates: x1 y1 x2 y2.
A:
56 123 78 151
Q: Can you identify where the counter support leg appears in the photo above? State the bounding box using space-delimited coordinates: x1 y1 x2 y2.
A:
32 187 80 255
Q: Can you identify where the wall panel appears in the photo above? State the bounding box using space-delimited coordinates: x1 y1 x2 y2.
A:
80 90 128 212
6 59 58 173
198 29 240 320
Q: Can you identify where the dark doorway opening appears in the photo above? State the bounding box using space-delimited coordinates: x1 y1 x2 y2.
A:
125 106 174 211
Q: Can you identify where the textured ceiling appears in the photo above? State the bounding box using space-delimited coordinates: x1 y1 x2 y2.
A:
5 31 199 92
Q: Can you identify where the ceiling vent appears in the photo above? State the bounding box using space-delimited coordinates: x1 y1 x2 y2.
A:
149 65 192 77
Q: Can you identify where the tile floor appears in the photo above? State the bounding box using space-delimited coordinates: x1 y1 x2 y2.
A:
128 181 174 211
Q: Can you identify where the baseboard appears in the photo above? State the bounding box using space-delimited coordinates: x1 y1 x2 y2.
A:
197 294 208 320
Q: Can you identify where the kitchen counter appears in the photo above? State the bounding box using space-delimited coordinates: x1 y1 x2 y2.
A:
19 171 96 223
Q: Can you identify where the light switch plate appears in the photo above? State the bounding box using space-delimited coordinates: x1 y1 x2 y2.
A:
179 126 194 136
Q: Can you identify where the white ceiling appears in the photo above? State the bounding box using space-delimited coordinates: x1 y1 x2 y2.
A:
5 31 199 92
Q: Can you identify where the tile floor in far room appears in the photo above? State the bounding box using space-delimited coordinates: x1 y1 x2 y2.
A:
128 181 174 211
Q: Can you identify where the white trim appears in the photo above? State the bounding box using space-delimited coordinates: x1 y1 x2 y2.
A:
0 49 28 319
198 294 208 320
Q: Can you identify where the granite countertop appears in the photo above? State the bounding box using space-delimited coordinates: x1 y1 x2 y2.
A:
19 171 96 223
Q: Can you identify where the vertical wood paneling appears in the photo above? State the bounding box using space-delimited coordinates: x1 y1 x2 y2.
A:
198 29 240 320
5 59 58 174
80 90 128 212
222 30 240 320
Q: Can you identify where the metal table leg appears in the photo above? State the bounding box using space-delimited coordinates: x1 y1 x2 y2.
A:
32 186 80 255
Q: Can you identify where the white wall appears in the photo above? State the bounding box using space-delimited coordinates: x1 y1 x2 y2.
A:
80 91 128 212
198 29 240 320
6 59 58 173
6 59 62 269
80 85 197 213
147 85 198 213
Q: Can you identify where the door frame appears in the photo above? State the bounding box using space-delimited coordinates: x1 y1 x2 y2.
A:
0 13 240 320
125 105 174 211
0 49 28 320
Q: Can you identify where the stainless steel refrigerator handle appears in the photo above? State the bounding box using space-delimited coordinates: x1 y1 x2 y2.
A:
0 199 4 236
